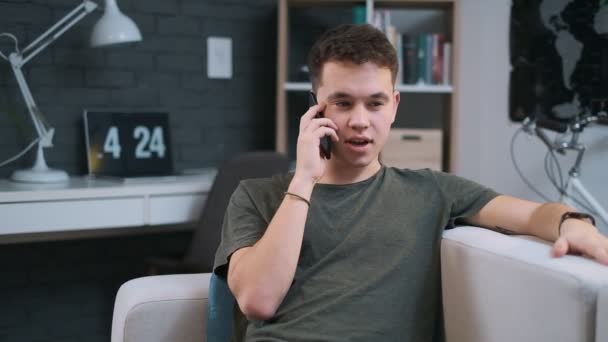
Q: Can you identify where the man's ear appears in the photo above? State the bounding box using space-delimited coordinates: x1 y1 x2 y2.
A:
390 90 400 124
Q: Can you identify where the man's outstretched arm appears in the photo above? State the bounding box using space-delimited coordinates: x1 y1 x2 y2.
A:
464 195 608 265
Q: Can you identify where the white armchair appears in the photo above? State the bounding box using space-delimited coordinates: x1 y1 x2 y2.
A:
111 227 608 342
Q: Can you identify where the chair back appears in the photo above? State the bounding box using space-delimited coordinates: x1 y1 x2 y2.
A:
184 151 290 271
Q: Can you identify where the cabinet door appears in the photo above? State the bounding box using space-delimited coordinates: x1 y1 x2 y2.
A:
148 194 206 225
381 128 442 170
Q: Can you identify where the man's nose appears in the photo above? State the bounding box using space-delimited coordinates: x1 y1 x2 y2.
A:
348 104 370 129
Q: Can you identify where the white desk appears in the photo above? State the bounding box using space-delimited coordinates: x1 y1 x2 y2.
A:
0 171 216 237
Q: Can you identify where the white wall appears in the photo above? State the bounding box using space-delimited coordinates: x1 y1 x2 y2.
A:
454 0 608 232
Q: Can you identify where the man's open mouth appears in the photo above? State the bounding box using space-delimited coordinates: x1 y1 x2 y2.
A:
346 137 372 146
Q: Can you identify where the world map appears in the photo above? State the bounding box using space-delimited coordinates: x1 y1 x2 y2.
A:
510 0 608 121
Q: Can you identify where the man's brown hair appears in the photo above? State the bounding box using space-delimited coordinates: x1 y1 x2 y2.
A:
307 24 398 90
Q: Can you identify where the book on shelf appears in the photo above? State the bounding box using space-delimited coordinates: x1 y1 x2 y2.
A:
362 9 452 87
352 5 366 24
396 32 403 84
442 42 451 85
403 32 451 86
417 33 428 84
402 35 416 84
431 33 444 84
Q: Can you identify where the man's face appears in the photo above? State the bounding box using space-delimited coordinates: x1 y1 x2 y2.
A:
316 61 400 168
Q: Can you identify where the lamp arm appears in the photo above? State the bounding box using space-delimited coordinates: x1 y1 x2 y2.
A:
20 0 98 66
8 59 50 145
4 0 98 147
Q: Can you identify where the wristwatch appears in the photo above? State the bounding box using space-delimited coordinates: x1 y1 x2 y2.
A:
558 211 596 236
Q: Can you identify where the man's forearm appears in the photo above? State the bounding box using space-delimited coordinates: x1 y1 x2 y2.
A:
525 202 574 241
228 176 314 319
469 196 607 264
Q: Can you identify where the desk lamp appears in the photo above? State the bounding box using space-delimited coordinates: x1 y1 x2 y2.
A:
0 0 141 183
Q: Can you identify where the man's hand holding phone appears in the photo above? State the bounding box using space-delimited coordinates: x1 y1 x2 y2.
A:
293 95 339 185
309 92 332 160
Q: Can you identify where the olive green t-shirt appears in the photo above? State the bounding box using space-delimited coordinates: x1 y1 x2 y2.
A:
213 166 499 341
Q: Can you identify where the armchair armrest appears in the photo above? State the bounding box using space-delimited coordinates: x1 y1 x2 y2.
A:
441 226 608 342
111 273 212 342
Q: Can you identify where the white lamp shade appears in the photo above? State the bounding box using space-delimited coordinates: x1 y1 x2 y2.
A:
90 0 142 47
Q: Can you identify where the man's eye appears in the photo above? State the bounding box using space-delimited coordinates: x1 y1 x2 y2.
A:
336 102 350 107
369 102 384 107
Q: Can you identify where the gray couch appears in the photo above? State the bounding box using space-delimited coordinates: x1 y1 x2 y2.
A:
111 227 608 342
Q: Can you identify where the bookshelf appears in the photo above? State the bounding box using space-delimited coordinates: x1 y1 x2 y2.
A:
285 82 453 93
276 0 459 171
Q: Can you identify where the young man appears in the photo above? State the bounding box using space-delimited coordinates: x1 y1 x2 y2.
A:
213 24 608 341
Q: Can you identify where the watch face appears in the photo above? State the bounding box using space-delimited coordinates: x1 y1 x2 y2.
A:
84 111 174 177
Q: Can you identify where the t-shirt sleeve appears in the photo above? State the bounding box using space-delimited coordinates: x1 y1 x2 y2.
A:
431 171 501 224
213 181 268 278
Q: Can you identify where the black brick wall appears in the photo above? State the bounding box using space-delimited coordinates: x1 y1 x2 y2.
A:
0 0 277 341
0 0 277 177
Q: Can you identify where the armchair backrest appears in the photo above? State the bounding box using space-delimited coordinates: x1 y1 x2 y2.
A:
442 227 608 342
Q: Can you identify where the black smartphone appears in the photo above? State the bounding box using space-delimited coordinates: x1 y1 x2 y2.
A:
309 92 332 159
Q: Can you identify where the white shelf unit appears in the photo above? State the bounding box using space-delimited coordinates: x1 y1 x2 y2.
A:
284 81 453 93
276 0 459 171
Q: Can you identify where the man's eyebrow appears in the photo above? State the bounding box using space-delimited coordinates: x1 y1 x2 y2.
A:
369 92 390 101
326 92 390 101
327 92 352 101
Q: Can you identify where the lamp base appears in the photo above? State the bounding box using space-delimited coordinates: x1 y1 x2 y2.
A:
11 167 69 183
10 141 69 183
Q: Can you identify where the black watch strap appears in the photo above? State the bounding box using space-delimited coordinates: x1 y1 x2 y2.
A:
558 211 596 236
